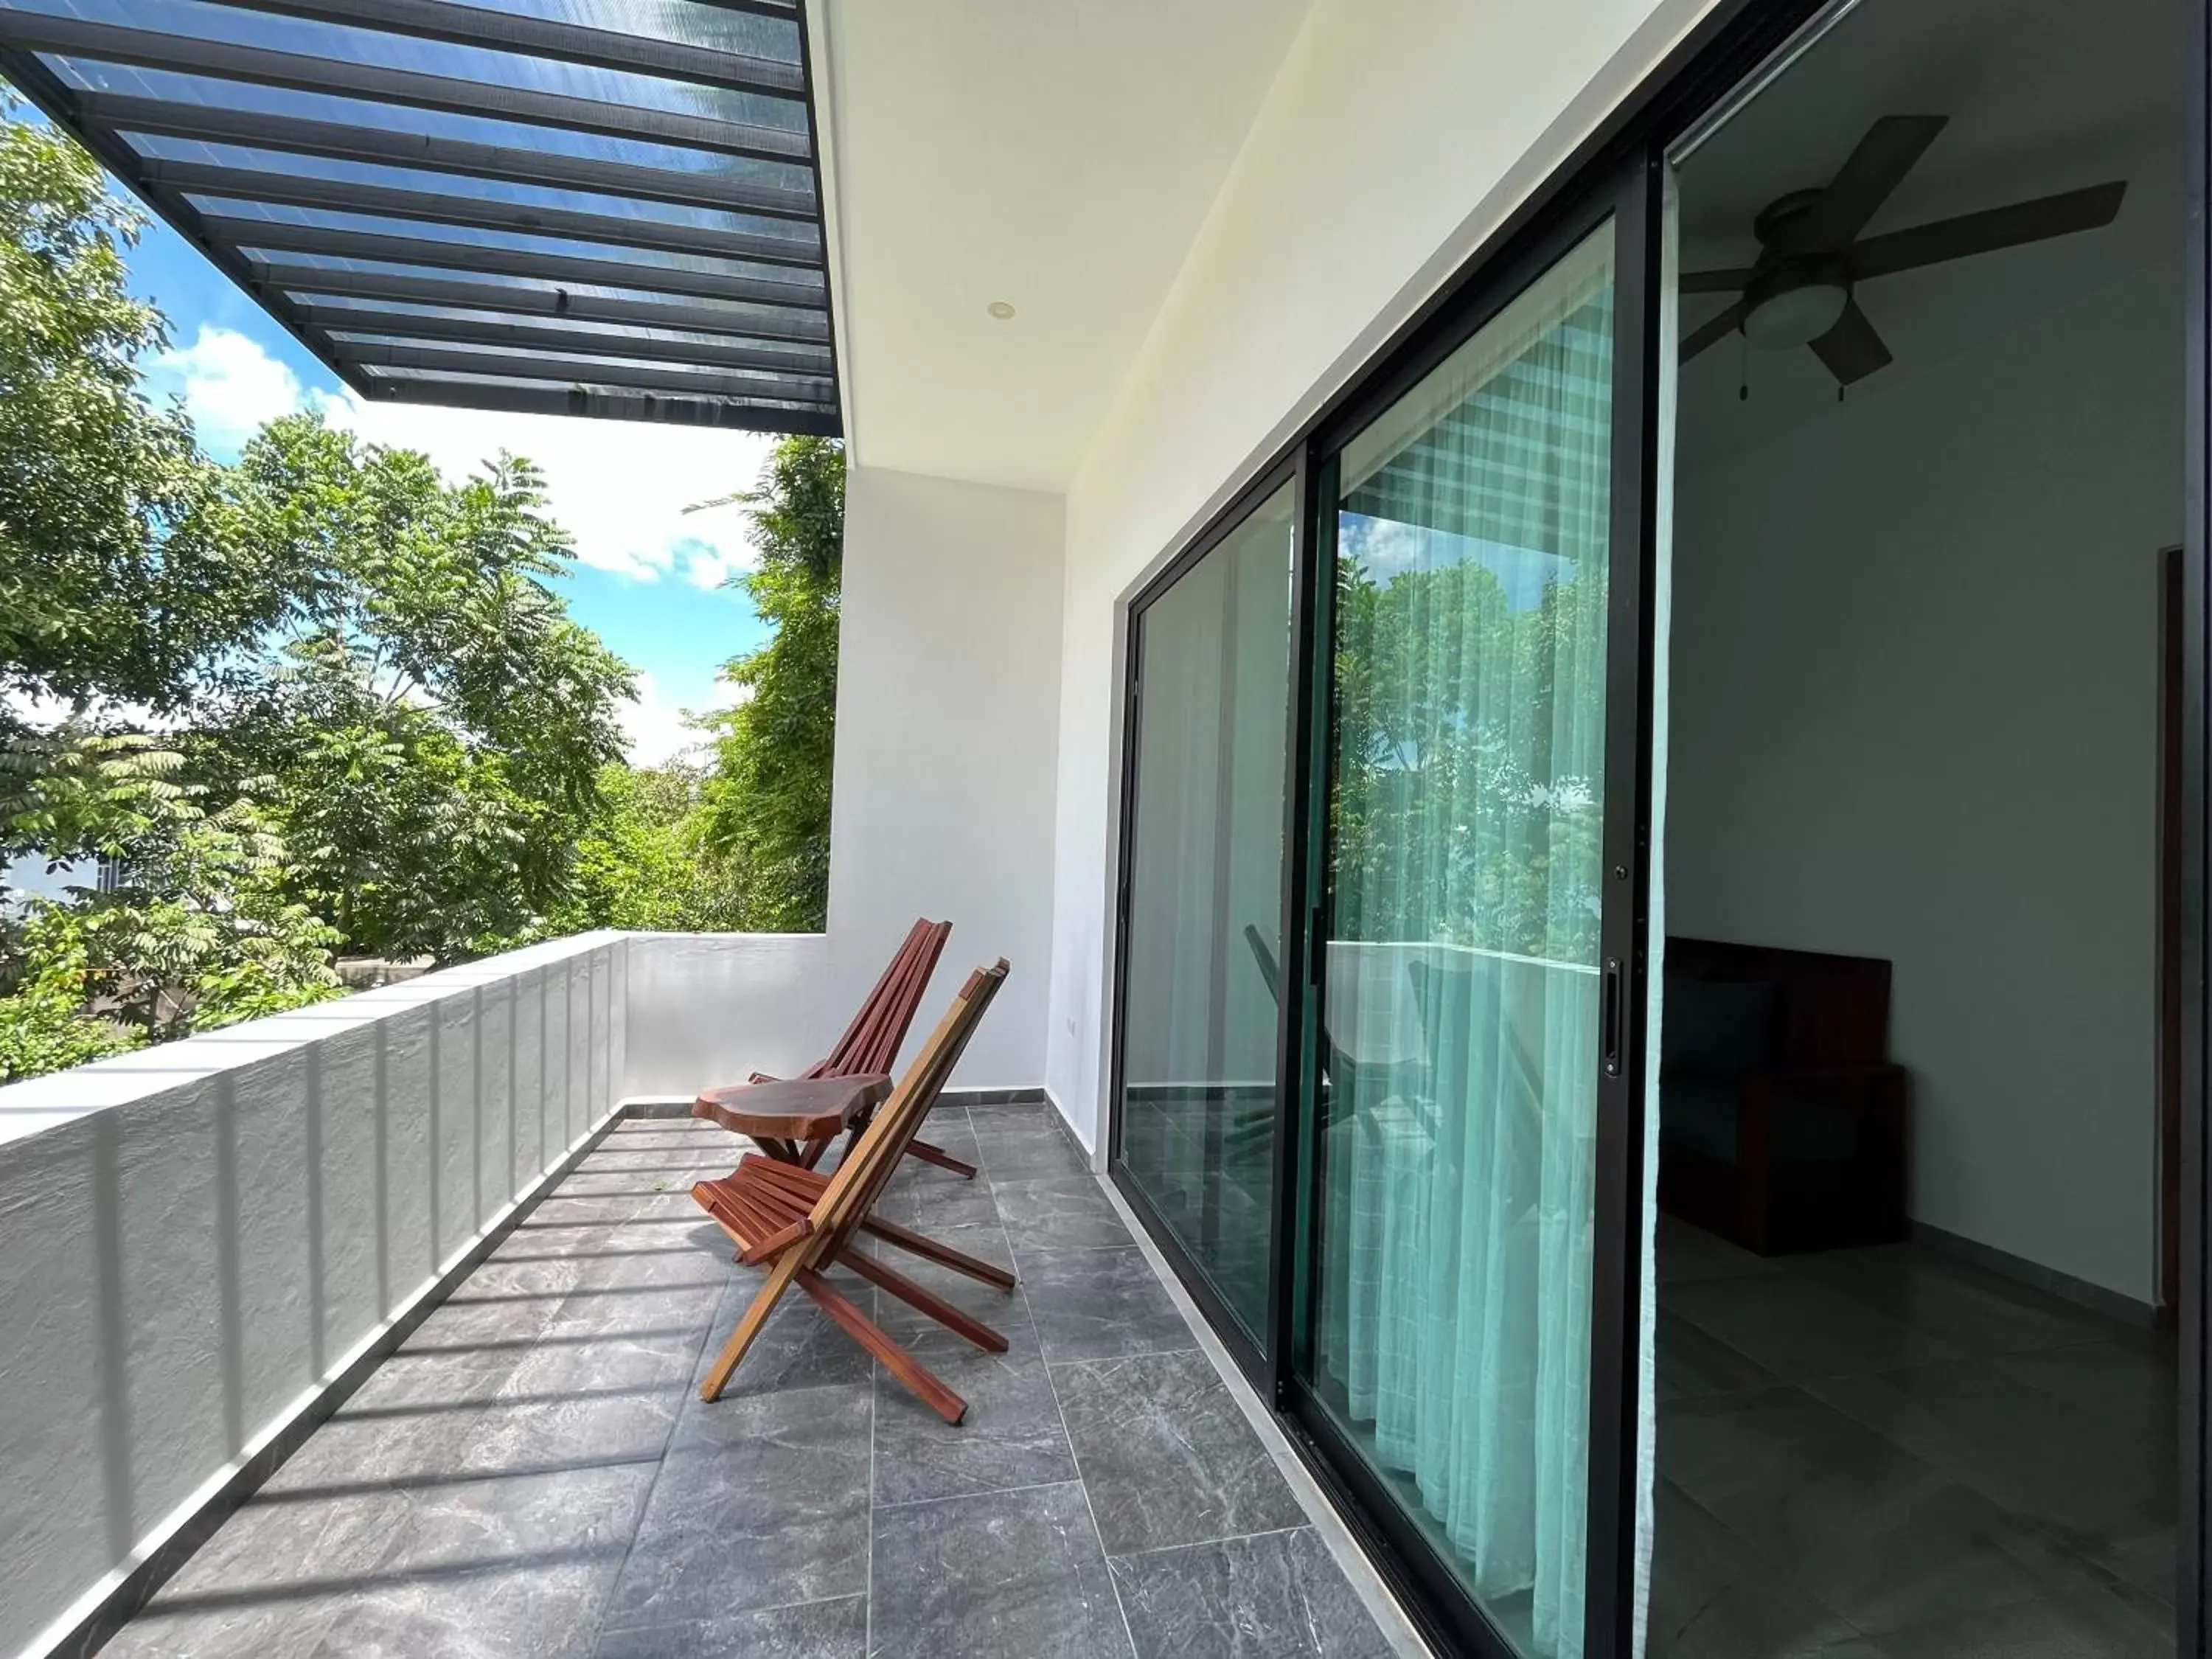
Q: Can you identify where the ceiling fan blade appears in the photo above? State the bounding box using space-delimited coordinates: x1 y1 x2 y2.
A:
1808 297 1893 386
1848 181 2127 281
1680 302 1745 363
1681 267 1753 293
1778 115 1950 252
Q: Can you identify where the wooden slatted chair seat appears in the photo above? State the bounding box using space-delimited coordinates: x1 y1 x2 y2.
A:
696 916 978 1178
692 959 1012 1423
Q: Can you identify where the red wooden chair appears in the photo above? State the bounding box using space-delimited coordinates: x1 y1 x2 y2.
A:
693 960 1014 1422
699 916 977 1178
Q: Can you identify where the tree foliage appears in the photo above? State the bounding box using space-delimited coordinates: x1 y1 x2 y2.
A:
1330 556 1604 961
0 108 298 727
552 761 745 933
209 417 633 959
697 435 844 932
0 107 790 1082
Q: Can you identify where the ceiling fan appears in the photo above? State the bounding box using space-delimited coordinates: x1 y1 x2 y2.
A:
1682 114 2126 386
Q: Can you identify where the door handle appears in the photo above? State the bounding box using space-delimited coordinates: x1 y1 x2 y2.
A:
1601 957 1624 1077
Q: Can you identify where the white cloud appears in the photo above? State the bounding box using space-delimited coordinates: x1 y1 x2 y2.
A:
146 325 778 591
146 324 328 454
618 671 748 767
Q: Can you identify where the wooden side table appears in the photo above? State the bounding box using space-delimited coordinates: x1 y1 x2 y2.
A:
692 1072 894 1167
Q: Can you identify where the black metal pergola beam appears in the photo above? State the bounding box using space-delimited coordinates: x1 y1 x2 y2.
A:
0 0 839 434
358 372 841 435
146 159 823 268
83 94 817 220
195 0 807 100
339 339 834 402
305 306 833 375
262 264 832 344
0 14 812 164
215 217 827 309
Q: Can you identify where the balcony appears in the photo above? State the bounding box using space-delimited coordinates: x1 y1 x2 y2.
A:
0 932 1411 1659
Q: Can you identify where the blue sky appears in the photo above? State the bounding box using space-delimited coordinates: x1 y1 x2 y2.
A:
125 206 776 764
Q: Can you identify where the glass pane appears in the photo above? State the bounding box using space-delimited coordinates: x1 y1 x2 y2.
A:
1307 224 1615 1656
1119 484 1296 1341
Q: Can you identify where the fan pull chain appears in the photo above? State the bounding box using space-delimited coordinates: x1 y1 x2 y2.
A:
1738 327 1749 403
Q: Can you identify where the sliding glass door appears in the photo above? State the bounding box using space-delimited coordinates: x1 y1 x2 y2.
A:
1108 151 1663 1659
1113 479 1296 1345
1295 222 1625 1658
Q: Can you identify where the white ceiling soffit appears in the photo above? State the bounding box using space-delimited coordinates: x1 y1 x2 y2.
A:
817 0 1315 493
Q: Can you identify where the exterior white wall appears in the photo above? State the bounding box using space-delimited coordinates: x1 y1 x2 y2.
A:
1044 0 1727 1145
827 465 1067 1087
0 933 627 1659
620 931 835 1096
1666 257 2184 1302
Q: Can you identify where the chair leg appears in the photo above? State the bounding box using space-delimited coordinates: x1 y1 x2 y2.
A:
699 1248 806 1403
858 1214 1018 1289
840 1245 1009 1354
906 1138 978 1179
797 1268 967 1425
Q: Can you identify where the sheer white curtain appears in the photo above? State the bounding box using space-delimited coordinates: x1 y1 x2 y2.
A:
1318 227 1615 1658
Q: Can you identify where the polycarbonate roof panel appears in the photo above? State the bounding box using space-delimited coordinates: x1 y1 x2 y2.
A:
0 0 839 433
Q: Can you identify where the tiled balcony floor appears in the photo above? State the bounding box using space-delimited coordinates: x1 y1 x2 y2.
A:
105 1104 1391 1659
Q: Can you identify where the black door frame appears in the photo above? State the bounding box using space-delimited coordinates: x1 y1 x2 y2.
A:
1104 0 2212 1652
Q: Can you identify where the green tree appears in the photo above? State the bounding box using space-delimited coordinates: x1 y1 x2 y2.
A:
0 729 342 1077
0 108 299 732
698 436 845 931
212 415 636 961
552 760 745 933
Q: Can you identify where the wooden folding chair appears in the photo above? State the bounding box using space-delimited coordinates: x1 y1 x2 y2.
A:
698 916 978 1178
692 959 1013 1423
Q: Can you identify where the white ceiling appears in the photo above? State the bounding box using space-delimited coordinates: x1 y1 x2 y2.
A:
816 0 1315 493
1676 0 2185 467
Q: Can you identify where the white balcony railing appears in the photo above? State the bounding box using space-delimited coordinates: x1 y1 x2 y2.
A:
0 928 855 1659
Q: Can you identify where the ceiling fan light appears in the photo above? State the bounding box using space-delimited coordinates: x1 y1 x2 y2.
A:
1741 281 1850 349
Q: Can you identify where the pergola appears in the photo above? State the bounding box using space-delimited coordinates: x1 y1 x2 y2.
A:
0 0 840 432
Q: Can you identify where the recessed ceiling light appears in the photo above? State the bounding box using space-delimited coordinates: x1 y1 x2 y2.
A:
987 300 1016 320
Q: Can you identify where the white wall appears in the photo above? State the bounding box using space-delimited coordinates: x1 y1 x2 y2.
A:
1043 0 1727 1145
826 466 1066 1088
619 931 834 1097
0 933 627 1659
1666 257 2183 1302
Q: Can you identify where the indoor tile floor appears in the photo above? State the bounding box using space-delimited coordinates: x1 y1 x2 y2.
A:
105 1105 1391 1659
1651 1214 2179 1658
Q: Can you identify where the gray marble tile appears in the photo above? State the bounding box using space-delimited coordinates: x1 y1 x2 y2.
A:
603 1382 871 1629
1806 1357 2175 1568
992 1175 1134 1252
1658 1310 1785 1403
872 1331 1077 1504
1051 1350 1304 1556
873 1158 1004 1231
862 1225 1029 1344
593 1595 867 1658
259 1365 510 1497
303 1462 652 1658
971 1119 1093 1180
1665 1271 1968 1382
1997 1336 2180 1433
1662 1386 2103 1634
103 1473 411 1659
1781 1245 2122 1360
869 1481 1133 1659
1647 1479 1861 1658
1854 1579 2176 1658
1019 1245 1197 1363
688 1270 874 1399
905 1112 982 1169
1658 1216 1778 1284
1109 1527 1389 1658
